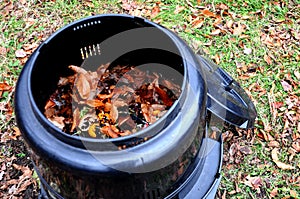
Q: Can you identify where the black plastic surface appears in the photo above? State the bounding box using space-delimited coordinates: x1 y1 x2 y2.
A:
15 14 207 199
197 55 257 129
177 137 222 199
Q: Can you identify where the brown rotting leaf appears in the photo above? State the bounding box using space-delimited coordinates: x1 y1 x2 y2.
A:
44 63 181 139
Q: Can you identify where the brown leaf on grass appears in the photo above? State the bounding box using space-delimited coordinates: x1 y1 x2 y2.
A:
213 17 222 27
213 54 221 65
281 80 292 91
233 22 245 36
0 47 7 55
12 164 32 177
294 70 300 80
264 54 272 65
217 3 229 10
243 176 263 189
2 2 13 17
174 5 185 14
221 190 227 199
270 188 278 198
226 20 234 29
121 0 137 11
273 101 284 109
292 142 300 152
0 82 12 92
201 9 215 18
83 1 94 8
211 29 221 35
290 190 298 198
151 6 160 18
243 47 252 55
191 19 204 29
271 148 295 170
268 140 280 148
239 146 252 155
11 127 21 140
15 49 26 58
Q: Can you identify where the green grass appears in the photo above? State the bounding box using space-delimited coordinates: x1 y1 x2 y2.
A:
0 0 299 198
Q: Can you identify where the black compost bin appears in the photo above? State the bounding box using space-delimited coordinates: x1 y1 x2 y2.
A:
15 14 256 199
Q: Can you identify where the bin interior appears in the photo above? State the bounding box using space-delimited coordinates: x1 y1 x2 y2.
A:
30 16 185 114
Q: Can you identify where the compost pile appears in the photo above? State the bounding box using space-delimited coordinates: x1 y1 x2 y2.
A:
44 64 181 139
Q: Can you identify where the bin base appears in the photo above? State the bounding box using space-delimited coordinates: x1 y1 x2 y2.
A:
37 137 222 199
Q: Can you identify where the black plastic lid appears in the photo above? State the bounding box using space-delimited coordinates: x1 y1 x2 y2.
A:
197 55 257 129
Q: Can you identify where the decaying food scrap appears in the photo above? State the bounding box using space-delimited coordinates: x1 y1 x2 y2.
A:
44 63 181 139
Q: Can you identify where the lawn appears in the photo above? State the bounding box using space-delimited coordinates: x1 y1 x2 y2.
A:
0 0 299 198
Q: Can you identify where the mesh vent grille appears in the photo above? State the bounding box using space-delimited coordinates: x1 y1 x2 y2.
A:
80 44 101 59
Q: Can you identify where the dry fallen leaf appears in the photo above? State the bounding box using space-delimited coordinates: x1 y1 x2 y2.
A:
273 101 284 109
13 164 32 177
281 80 292 92
271 148 295 170
174 5 185 14
0 82 12 91
268 140 280 148
270 188 278 198
191 19 204 29
226 20 234 29
243 47 252 55
201 9 215 18
11 127 21 140
290 190 298 198
292 142 300 152
243 176 262 189
294 70 300 80
151 6 160 18
233 22 245 36
211 29 221 35
264 54 272 65
15 49 26 58
0 47 7 55
239 146 252 155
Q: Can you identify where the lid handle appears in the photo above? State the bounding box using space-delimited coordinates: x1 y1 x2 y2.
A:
196 54 257 129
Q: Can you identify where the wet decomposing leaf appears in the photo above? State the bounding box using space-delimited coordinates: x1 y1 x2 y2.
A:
45 63 181 139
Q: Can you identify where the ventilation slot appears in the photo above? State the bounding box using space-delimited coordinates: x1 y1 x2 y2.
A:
80 43 101 59
73 20 101 31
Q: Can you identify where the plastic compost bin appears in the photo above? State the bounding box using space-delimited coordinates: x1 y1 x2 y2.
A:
15 14 256 199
